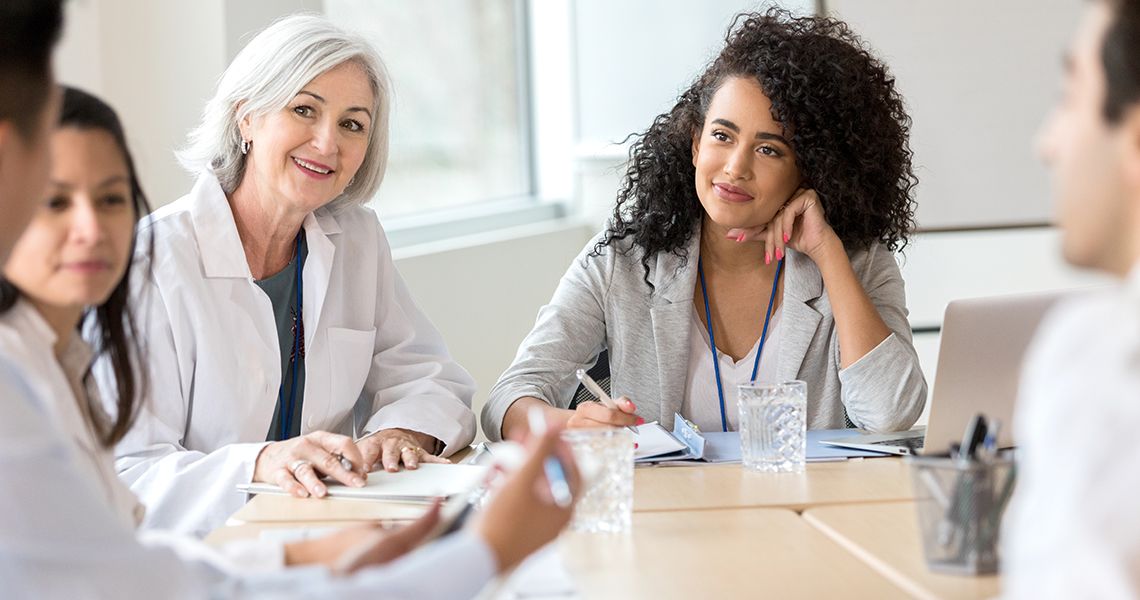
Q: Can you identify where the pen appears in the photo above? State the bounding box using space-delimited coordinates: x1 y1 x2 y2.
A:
527 407 574 508
575 368 639 434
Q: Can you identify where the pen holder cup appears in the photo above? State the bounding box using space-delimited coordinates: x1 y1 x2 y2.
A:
907 452 1017 576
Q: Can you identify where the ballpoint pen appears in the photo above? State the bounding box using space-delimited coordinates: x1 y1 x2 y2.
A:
575 368 639 434
527 407 574 508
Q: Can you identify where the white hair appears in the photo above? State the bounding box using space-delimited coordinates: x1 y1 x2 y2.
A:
178 13 390 211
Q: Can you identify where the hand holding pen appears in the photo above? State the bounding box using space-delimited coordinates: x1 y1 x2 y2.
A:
573 369 643 434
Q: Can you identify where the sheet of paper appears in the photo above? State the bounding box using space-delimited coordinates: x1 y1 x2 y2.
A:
633 421 687 461
238 463 489 502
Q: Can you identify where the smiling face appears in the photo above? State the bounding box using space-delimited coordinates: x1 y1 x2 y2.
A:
3 126 136 310
691 76 803 233
239 60 375 214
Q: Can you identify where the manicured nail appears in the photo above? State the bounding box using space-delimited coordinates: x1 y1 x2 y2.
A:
783 232 790 243
776 248 783 260
765 252 771 265
634 443 640 449
636 417 646 425
628 400 637 410
737 234 746 242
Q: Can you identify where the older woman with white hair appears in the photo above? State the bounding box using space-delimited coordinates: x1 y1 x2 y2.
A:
108 14 478 536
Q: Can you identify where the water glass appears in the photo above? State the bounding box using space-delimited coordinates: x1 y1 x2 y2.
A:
738 380 807 473
561 428 633 533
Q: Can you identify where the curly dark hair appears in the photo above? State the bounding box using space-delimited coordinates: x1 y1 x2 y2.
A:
596 7 918 285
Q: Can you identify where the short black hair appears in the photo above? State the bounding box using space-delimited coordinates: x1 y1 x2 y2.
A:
0 0 65 139
1103 0 1140 122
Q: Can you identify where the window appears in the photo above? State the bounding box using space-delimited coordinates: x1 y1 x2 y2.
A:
324 0 534 221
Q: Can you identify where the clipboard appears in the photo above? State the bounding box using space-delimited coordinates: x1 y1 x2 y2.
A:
634 415 740 464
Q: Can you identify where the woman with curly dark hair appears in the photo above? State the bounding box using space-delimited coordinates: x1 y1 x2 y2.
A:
483 8 927 440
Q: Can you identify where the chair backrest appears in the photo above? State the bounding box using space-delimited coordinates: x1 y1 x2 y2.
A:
569 349 611 409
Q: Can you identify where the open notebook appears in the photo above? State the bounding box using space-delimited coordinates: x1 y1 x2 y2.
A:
237 463 489 502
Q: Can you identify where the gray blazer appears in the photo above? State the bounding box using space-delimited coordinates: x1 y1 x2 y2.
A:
482 231 927 441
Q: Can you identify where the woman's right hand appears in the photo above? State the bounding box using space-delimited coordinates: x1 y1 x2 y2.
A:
253 431 368 498
567 396 643 430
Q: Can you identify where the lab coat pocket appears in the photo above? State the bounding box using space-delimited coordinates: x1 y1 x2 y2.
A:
327 327 378 411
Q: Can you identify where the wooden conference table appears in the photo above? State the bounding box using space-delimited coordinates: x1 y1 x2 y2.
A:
211 457 1002 599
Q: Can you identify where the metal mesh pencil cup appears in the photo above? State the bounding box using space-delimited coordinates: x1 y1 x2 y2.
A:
906 451 1016 575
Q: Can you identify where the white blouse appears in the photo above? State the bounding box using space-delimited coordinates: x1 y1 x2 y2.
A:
682 305 783 432
0 299 143 528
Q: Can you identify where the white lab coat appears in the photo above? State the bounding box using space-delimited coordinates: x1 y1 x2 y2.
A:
0 300 499 597
109 172 477 536
1001 266 1140 599
0 354 497 599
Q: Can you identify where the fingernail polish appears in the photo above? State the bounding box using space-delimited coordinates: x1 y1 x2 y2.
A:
783 232 790 243
776 248 783 260
634 443 640 449
636 417 646 425
628 401 637 410
765 252 771 265
737 234 746 243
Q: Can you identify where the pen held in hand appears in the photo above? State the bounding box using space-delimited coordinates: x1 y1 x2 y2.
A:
527 407 574 508
575 368 639 434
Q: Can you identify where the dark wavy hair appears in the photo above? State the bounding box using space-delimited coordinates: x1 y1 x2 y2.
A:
0 86 152 448
596 8 918 285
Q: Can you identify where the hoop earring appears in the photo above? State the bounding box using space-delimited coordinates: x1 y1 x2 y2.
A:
240 139 251 155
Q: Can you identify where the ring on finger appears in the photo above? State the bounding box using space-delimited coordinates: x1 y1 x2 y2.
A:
400 446 423 456
289 459 311 473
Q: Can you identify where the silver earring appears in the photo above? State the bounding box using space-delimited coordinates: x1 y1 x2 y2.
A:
348 176 356 187
240 139 250 155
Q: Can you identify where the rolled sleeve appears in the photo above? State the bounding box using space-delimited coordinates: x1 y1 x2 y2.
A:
837 332 926 432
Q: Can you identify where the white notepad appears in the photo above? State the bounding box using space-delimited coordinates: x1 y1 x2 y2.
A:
237 463 489 502
634 421 689 461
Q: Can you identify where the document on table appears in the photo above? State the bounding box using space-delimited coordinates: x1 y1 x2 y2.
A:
633 421 689 461
237 463 489 502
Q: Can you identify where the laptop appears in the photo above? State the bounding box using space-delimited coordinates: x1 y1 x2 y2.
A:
821 289 1076 456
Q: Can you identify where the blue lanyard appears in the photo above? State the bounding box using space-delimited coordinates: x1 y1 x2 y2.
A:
277 232 304 440
697 256 784 432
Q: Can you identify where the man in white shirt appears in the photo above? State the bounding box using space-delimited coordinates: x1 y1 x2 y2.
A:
1002 1 1140 597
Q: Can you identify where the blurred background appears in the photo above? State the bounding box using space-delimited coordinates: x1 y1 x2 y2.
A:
55 0 1107 435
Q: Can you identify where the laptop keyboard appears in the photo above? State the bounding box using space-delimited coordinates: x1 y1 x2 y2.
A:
868 437 925 450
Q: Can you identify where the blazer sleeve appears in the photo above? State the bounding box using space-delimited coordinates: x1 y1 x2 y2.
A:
103 265 268 537
358 221 477 456
835 243 928 432
481 236 613 441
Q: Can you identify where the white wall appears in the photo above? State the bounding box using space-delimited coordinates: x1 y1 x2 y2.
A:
56 0 229 207
393 221 595 435
827 0 1082 229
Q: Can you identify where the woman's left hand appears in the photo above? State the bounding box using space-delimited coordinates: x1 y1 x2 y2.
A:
357 427 449 473
725 188 840 263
